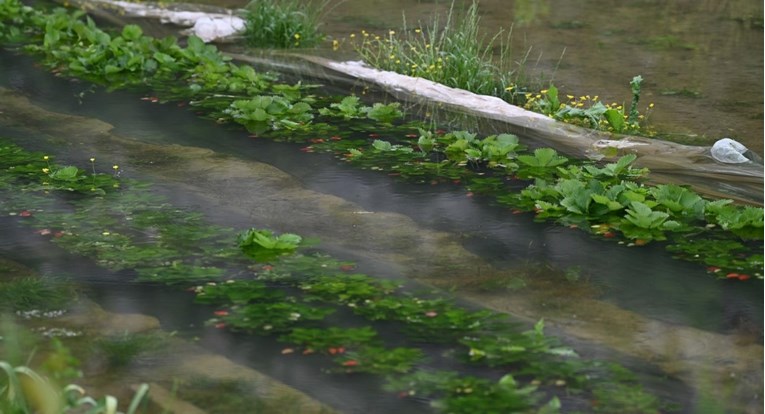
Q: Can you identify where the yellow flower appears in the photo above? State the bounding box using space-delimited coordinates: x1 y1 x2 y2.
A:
42 168 49 173
43 155 49 161
414 28 421 33
350 33 356 38
89 157 95 162
112 165 119 170
648 103 655 108
294 33 301 40
541 89 548 94
389 30 395 35
566 95 574 100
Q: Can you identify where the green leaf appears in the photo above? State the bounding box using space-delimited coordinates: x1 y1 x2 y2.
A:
121 24 143 41
625 201 669 229
372 140 393 151
592 194 624 211
498 374 518 388
251 108 268 122
104 64 121 75
613 153 638 173
604 108 625 132
517 148 568 167
546 85 560 112
237 229 302 261
49 166 79 181
417 135 434 153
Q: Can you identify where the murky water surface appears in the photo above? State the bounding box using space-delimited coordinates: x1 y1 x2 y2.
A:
0 6 763 409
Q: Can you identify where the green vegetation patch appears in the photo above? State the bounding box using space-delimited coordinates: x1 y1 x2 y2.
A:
0 0 760 278
0 277 77 312
243 0 331 48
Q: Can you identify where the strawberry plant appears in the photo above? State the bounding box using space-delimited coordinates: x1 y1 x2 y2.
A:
237 228 303 261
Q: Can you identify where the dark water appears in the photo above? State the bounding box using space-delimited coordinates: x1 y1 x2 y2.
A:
0 49 762 412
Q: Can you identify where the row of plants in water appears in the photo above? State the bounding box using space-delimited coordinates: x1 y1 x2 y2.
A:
0 138 668 413
0 0 760 278
240 0 656 136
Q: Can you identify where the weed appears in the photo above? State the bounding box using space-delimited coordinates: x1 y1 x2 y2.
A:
352 1 530 104
0 359 149 414
243 0 335 48
0 277 76 312
94 332 165 368
525 76 654 134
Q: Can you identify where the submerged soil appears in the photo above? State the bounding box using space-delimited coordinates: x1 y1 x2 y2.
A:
1 87 761 412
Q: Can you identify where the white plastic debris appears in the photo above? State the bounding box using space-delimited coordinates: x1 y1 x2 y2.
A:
184 16 246 43
99 0 247 42
710 138 751 164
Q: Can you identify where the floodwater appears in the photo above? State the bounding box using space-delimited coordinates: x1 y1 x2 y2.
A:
329 0 765 154
192 0 765 154
0 43 762 414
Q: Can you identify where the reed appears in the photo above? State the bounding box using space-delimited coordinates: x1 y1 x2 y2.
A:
352 1 532 104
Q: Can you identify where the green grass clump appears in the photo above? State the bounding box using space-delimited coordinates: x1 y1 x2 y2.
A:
94 332 165 368
243 0 330 48
352 1 530 104
0 277 76 312
175 378 334 414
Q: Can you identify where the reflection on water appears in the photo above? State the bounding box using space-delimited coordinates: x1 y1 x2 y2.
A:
0 27 762 413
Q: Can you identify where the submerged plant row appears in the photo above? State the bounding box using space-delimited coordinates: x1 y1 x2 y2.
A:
0 0 760 280
0 137 671 413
